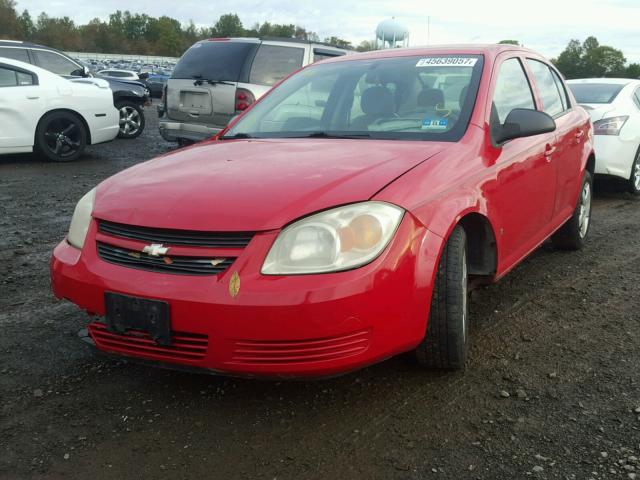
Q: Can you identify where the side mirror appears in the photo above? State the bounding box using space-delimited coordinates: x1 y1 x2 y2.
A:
494 108 556 144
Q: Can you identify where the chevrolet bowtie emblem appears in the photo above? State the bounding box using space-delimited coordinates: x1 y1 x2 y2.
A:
142 244 170 257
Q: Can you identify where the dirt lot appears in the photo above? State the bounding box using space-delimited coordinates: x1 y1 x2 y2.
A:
1 106 639 480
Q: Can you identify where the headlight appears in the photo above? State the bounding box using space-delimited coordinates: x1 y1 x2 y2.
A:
262 202 404 275
67 188 96 249
593 116 628 135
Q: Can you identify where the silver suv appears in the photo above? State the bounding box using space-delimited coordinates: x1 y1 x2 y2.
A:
158 38 348 143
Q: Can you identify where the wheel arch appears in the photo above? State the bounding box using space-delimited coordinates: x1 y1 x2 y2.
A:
35 108 92 145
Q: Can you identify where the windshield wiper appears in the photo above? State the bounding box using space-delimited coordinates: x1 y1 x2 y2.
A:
191 75 234 87
287 131 371 139
221 133 253 140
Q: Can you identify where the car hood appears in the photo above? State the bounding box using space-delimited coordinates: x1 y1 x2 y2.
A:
94 139 446 231
96 76 146 92
578 103 615 122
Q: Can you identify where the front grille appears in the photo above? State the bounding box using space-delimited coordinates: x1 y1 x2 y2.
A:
97 242 234 275
230 329 371 365
98 220 254 248
89 322 208 360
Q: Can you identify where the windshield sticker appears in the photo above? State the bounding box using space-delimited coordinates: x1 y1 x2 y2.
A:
421 118 449 130
416 57 477 67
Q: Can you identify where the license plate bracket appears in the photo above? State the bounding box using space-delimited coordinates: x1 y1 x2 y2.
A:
105 292 171 346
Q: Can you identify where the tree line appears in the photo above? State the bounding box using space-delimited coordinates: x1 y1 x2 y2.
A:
0 0 362 56
1 0 638 78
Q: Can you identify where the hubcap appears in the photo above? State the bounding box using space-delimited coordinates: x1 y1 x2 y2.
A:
43 119 81 158
119 106 141 135
633 159 640 191
578 181 591 238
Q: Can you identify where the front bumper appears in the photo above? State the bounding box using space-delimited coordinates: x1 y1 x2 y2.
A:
50 215 439 378
158 117 221 143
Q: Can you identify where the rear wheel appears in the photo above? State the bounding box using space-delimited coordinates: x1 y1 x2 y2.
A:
415 225 468 370
35 111 87 162
627 147 640 195
552 171 593 250
116 101 145 139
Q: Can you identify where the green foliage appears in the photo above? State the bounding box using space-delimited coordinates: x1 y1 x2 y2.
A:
0 0 22 39
498 40 519 45
553 36 632 79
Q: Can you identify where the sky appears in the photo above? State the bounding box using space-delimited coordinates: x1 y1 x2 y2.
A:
16 0 640 63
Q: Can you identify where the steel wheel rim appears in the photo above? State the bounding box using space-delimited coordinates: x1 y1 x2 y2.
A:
578 181 591 238
119 106 141 135
43 118 81 158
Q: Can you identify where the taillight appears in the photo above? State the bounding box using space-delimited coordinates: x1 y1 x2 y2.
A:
593 116 628 136
235 88 255 113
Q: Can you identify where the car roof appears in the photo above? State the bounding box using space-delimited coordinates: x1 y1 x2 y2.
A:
320 44 541 64
567 78 638 85
0 39 60 51
198 37 350 51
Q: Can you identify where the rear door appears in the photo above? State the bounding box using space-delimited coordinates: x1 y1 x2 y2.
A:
525 58 586 220
0 63 43 149
166 40 259 129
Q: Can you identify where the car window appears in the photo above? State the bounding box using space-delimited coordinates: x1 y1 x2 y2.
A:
567 83 625 104
0 47 30 63
0 67 18 87
550 68 570 110
0 66 34 87
32 49 79 76
249 45 305 85
526 59 564 116
492 58 535 123
634 88 640 109
172 41 258 82
227 54 484 142
313 49 344 63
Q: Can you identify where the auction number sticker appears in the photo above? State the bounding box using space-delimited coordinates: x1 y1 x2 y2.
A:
416 57 477 67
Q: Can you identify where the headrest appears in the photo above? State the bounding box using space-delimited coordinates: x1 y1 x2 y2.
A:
459 85 469 106
418 88 445 108
360 86 394 116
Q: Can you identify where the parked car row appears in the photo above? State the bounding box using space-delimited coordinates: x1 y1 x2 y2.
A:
51 44 601 378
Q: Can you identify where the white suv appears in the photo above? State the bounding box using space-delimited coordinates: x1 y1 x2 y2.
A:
158 37 349 144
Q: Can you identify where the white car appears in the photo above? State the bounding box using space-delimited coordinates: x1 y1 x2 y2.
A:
0 58 119 162
567 78 640 194
97 69 139 80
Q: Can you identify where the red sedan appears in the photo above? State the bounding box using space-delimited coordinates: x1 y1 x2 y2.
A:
51 45 594 378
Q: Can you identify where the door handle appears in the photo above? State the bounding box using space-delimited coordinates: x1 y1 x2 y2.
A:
26 95 40 100
544 144 556 162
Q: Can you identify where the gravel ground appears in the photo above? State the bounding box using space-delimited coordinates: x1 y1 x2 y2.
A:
1 105 639 480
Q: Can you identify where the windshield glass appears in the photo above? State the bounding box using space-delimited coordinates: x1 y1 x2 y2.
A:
172 41 258 81
568 83 626 104
225 54 484 141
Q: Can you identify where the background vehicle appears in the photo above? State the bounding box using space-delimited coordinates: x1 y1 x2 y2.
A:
52 45 594 377
158 37 349 144
96 69 139 80
568 78 640 194
0 58 118 162
0 40 150 139
143 72 170 98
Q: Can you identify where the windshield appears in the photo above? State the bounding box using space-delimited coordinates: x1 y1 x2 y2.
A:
568 83 626 104
172 41 258 81
225 54 484 141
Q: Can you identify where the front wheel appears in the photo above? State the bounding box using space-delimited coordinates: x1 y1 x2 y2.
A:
551 171 593 250
115 101 145 139
35 111 87 162
415 225 469 370
627 147 640 195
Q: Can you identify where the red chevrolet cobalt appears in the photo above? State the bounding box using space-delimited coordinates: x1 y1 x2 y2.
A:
51 45 594 377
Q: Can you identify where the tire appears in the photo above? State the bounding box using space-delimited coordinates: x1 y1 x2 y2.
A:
35 111 87 162
415 225 469 370
115 101 145 139
627 147 640 195
551 171 593 250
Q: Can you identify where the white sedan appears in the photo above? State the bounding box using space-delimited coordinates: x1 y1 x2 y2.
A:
0 58 119 162
567 78 640 194
97 69 139 81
